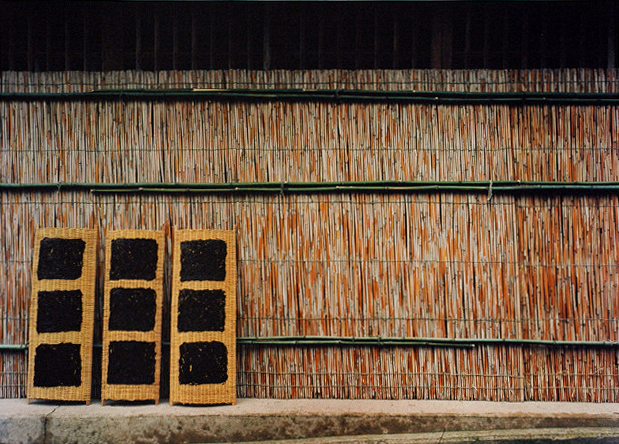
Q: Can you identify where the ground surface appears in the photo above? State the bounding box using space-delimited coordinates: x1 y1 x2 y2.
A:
1 398 618 444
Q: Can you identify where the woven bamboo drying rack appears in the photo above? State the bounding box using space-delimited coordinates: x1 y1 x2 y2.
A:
101 230 164 403
169 229 237 405
27 228 97 403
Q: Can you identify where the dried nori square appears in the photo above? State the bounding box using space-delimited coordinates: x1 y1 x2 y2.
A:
177 289 225 332
33 343 81 387
107 341 156 385
37 238 85 280
109 287 157 332
179 341 228 385
36 290 83 333
109 238 158 281
180 239 227 281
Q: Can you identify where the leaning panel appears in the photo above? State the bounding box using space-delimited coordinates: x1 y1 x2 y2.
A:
27 228 98 403
101 230 164 403
170 229 237 405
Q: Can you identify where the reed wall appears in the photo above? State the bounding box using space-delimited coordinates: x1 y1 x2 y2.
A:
1 69 618 401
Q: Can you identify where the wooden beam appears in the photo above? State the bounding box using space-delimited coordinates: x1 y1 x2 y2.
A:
191 4 197 70
392 5 399 69
27 10 33 71
441 7 452 69
83 5 90 71
502 7 509 69
608 2 617 70
64 8 70 71
521 9 529 69
135 14 142 70
411 6 417 68
482 7 489 68
464 4 471 70
154 11 160 71
299 4 306 70
173 9 179 70
431 7 445 69
373 6 379 69
262 3 271 70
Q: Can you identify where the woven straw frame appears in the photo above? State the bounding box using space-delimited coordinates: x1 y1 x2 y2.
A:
170 229 236 405
27 228 97 403
101 230 164 403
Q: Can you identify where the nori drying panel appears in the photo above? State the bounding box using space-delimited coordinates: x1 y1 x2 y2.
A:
179 341 228 385
33 343 81 387
28 228 97 402
170 230 236 404
36 290 83 333
107 341 156 385
177 289 226 332
109 238 158 281
180 239 227 281
37 237 85 280
109 287 157 332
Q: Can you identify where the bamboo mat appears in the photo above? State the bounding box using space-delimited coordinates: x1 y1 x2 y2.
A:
2 69 618 401
101 230 164 403
27 228 97 403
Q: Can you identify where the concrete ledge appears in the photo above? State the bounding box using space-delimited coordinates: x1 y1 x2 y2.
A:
230 428 619 444
1 399 618 444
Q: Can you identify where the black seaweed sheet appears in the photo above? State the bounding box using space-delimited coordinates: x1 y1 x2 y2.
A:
33 343 82 387
107 341 156 385
177 289 225 332
37 237 85 280
180 239 227 281
109 238 158 281
37 290 83 333
179 341 228 385
109 288 157 332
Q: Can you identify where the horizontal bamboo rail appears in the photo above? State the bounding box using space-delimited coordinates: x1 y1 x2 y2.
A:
3 181 619 195
1 89 619 104
3 336 618 350
237 337 619 348
0 345 27 351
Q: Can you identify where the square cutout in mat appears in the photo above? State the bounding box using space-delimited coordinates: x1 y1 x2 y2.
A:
109 288 157 332
36 290 82 333
37 237 85 280
177 289 226 332
109 238 158 281
107 341 156 385
179 341 228 385
180 239 227 281
33 343 81 387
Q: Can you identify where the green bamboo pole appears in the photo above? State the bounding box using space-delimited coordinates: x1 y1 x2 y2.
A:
0 344 27 351
3 181 619 195
4 337 619 350
235 336 619 348
1 89 619 105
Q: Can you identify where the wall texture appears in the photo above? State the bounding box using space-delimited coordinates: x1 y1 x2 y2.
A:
1 69 618 401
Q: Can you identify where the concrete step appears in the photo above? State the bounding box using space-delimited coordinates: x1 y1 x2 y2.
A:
1 398 618 444
225 428 619 444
